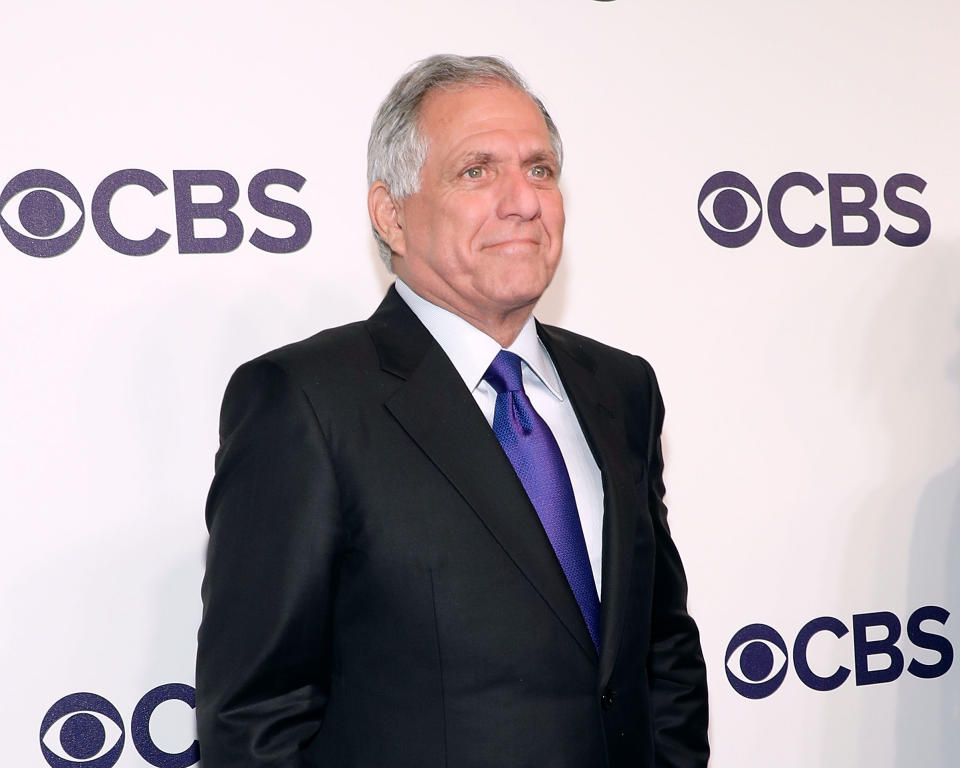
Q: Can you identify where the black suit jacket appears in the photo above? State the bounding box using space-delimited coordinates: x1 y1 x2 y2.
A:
196 286 708 768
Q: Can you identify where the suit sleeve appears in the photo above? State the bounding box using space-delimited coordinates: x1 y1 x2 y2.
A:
196 357 343 768
641 360 710 767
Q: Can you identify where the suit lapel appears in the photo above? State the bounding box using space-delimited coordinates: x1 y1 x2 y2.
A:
538 324 644 688
366 288 597 661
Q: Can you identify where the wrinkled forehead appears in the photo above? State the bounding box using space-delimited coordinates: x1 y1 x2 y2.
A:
417 82 555 161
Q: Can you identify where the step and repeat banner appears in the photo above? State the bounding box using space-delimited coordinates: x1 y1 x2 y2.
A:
3 1 957 766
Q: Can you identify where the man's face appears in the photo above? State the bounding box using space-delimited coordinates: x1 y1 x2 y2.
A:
389 83 565 332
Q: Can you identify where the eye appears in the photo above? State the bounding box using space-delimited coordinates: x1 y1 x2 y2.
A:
0 169 86 257
39 693 125 768
464 166 484 179
724 623 790 699
697 170 763 248
529 165 551 179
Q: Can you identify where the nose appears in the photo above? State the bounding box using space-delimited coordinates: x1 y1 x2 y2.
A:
496 167 541 221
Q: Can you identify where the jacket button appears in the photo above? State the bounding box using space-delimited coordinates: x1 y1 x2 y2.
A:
600 689 615 710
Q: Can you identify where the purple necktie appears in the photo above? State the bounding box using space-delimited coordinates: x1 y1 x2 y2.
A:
483 350 600 651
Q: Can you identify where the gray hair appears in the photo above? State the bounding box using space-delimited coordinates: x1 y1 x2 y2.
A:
367 54 563 268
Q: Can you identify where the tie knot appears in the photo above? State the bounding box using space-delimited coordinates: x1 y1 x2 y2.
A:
483 350 525 394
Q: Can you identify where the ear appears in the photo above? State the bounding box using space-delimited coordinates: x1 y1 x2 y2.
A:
368 181 407 258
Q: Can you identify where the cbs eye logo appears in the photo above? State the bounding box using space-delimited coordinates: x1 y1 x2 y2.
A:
726 606 953 700
0 167 311 257
0 170 85 257
724 623 789 699
698 169 930 248
39 684 198 768
40 693 124 768
697 171 763 248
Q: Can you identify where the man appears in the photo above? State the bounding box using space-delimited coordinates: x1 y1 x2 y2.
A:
197 54 708 768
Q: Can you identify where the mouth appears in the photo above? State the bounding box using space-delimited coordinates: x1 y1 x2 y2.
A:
484 238 541 251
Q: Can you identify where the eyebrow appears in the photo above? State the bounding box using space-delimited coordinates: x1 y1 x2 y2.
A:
456 149 559 167
524 150 558 166
458 151 496 167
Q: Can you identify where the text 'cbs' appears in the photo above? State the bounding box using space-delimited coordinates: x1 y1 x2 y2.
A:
699 171 930 248
726 605 952 699
0 169 311 258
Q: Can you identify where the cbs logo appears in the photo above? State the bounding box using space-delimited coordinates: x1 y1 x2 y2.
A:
0 168 311 258
698 170 930 248
725 605 952 699
39 684 198 768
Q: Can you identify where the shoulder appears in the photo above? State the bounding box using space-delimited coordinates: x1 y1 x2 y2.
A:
538 323 659 394
539 323 667 460
217 319 386 431
226 319 379 393
259 319 376 378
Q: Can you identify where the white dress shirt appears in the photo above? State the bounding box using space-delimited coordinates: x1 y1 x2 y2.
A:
395 279 605 594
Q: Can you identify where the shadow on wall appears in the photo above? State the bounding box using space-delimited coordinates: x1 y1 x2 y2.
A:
827 244 959 768
898 305 960 767
844 244 960 768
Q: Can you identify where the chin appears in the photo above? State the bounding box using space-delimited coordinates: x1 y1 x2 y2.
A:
487 275 552 310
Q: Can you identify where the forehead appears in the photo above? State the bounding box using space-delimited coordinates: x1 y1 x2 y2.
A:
418 83 553 161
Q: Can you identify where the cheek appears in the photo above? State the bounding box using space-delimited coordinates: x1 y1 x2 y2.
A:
541 194 565 237
415 192 477 231
455 198 493 232
405 200 463 259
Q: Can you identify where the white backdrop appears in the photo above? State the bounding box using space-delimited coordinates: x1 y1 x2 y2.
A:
3 1 957 766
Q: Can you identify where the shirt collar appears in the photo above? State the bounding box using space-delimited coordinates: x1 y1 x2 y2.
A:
394 279 564 400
